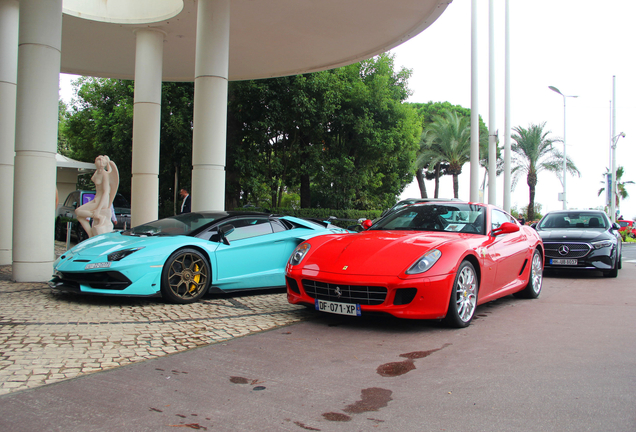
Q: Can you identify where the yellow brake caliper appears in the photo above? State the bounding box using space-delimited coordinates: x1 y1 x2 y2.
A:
190 264 200 293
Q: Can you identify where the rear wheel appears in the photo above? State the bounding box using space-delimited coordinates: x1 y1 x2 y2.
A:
161 248 210 304
443 261 478 328
515 249 543 299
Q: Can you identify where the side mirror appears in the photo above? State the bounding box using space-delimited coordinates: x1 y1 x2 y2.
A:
612 222 621 231
530 222 537 229
491 221 520 237
219 224 235 245
361 219 373 230
72 202 78 209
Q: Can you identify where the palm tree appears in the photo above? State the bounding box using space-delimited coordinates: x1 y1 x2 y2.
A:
511 122 580 221
597 166 634 211
418 111 472 198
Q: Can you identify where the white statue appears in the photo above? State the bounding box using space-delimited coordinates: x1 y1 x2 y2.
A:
75 155 119 237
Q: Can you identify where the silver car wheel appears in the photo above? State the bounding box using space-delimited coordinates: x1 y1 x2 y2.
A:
455 264 477 323
530 250 543 294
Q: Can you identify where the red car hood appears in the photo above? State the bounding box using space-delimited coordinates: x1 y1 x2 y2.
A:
305 230 457 277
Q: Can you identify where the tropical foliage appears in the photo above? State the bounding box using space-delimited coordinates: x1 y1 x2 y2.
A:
510 122 580 220
597 166 634 212
410 101 495 199
60 54 421 216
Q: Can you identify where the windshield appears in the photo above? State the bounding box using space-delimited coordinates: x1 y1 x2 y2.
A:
538 212 608 229
125 212 220 237
371 203 486 234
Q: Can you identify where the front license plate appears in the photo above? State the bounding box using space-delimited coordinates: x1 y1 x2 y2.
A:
85 262 112 270
315 299 361 316
550 259 577 265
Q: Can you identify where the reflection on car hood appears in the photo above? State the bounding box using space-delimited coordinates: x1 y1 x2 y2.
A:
306 230 456 276
65 232 171 258
538 229 607 242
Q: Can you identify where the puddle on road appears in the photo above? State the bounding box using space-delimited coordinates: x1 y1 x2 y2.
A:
377 343 451 377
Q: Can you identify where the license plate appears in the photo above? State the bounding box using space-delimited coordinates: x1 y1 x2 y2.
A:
315 299 361 316
85 262 112 270
550 259 577 265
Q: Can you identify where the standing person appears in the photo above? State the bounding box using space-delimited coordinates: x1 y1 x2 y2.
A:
180 188 191 214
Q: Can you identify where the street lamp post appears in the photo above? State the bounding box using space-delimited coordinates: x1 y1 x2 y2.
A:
549 86 578 210
610 132 625 223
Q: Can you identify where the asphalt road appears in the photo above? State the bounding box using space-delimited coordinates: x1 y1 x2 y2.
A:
1 254 635 432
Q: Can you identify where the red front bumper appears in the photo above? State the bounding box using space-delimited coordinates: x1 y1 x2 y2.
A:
285 267 456 320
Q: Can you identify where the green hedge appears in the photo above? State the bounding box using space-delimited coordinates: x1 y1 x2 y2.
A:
233 207 383 229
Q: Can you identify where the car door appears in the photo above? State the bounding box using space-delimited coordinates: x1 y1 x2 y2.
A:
489 209 530 293
212 216 297 290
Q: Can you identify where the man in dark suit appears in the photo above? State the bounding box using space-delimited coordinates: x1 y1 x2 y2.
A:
179 188 191 214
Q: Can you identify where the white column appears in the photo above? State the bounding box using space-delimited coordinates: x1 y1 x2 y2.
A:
503 0 511 212
12 0 62 282
0 0 19 265
192 0 230 211
469 0 479 202
487 0 496 205
131 28 164 227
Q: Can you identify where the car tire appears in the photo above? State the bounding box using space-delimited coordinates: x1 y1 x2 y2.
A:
160 248 210 304
443 260 478 328
514 249 543 299
55 219 65 241
603 256 619 278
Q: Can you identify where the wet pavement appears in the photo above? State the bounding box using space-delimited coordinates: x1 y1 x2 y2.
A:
0 243 635 431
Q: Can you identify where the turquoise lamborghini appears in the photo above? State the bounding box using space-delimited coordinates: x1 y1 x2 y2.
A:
50 212 347 303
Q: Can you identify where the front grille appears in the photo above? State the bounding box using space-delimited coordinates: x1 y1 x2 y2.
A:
544 242 591 259
56 271 132 290
301 279 387 305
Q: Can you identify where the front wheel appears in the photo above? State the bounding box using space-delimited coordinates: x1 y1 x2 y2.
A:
515 249 543 299
443 260 478 328
161 248 210 304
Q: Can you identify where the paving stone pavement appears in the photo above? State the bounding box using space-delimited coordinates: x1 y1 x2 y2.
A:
0 242 307 396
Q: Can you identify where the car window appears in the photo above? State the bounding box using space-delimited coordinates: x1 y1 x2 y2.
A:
113 194 130 208
65 192 79 207
372 203 486 233
270 219 287 233
219 217 273 241
539 212 608 229
491 209 513 230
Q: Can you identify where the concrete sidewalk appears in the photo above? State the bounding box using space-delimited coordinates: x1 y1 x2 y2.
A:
1 252 635 431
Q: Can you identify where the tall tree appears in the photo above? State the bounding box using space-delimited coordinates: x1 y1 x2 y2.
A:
597 166 634 212
410 101 494 199
511 122 580 220
228 54 421 210
420 111 473 198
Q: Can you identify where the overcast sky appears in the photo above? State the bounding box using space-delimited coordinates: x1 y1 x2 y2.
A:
391 0 636 220
60 0 636 220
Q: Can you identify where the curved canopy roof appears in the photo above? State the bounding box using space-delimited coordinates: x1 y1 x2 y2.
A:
61 0 451 81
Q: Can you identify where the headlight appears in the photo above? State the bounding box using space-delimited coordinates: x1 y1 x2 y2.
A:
289 243 311 266
406 249 442 274
591 240 613 249
108 247 144 262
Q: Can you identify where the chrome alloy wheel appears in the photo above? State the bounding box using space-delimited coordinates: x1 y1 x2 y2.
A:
530 251 543 295
455 264 477 323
